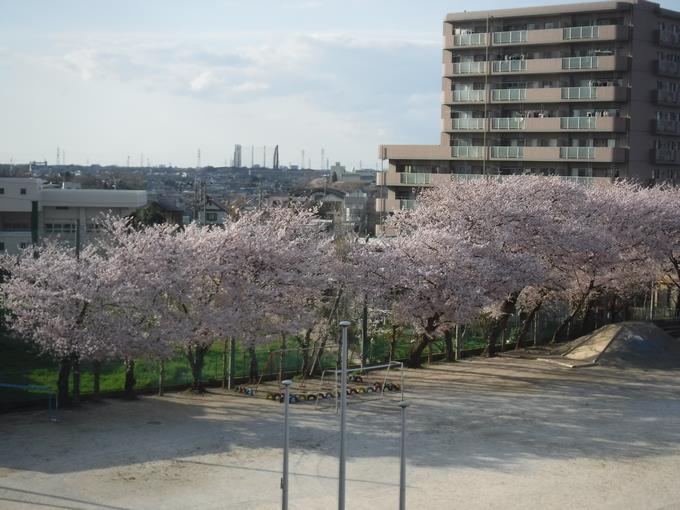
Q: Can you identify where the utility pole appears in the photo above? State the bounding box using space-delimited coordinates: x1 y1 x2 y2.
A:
338 320 351 510
281 380 293 510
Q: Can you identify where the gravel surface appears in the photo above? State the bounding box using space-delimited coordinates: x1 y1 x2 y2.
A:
1 357 680 510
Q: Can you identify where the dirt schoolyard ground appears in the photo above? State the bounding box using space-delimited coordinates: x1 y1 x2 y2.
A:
1 357 680 510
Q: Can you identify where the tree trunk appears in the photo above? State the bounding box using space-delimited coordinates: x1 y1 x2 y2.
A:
187 346 207 392
71 354 81 406
389 325 398 362
515 302 542 350
158 360 165 396
248 346 259 384
300 329 312 376
551 282 594 344
92 360 101 400
444 329 454 362
57 357 71 407
485 291 520 357
407 332 433 368
124 358 136 400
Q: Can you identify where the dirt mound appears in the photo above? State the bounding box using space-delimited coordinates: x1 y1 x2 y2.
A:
559 322 680 369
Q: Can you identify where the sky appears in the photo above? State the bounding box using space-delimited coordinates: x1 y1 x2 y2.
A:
2 0 680 169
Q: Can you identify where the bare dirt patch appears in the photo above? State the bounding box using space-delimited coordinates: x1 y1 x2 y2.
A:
1 358 680 509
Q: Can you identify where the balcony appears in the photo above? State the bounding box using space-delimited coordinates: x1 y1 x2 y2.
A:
379 144 452 160
445 116 626 133
445 55 627 77
652 148 680 164
490 118 525 130
492 60 527 73
448 146 626 162
451 32 487 47
446 89 486 103
375 197 418 212
657 60 680 78
445 25 627 48
656 89 680 107
451 146 485 159
655 119 680 136
490 146 524 159
448 118 485 131
489 86 628 104
447 61 487 75
658 29 680 48
492 30 527 45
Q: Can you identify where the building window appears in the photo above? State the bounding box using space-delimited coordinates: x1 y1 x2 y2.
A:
0 188 4 194
45 223 76 234
20 188 26 195
0 242 4 251
19 242 27 249
56 206 69 210
205 212 218 222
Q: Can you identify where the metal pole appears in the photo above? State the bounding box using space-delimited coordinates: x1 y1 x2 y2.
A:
338 320 351 510
399 401 410 510
281 379 293 510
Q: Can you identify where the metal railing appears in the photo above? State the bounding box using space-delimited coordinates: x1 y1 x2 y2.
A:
452 89 486 102
399 199 417 210
563 26 599 40
491 88 527 101
562 56 598 70
491 118 525 130
659 29 680 47
453 33 487 46
451 118 485 130
559 147 595 159
492 59 527 73
399 173 431 185
492 30 528 44
561 86 598 99
656 119 680 135
490 146 524 159
654 149 679 163
451 146 484 159
450 174 486 182
658 60 680 76
452 61 486 74
560 176 598 185
560 117 597 129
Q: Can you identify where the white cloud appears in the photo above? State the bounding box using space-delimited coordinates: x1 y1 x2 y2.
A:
190 70 217 92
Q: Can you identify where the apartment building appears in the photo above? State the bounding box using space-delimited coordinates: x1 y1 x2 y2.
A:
0 178 147 254
377 0 680 214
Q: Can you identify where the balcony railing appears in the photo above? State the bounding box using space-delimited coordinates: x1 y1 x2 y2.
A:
450 173 487 182
659 29 680 48
491 118 525 130
492 30 527 44
399 173 431 185
563 26 599 40
451 118 485 130
656 119 680 135
560 176 599 185
559 147 595 159
452 89 485 102
560 117 597 129
657 89 680 105
561 86 598 99
562 56 598 70
658 60 680 77
400 199 417 210
492 88 527 101
451 146 484 159
453 33 487 46
492 59 527 73
490 146 524 159
653 148 679 164
452 61 486 74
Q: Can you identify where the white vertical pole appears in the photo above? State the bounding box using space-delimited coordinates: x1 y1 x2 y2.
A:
398 401 410 510
281 379 293 510
338 320 351 510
